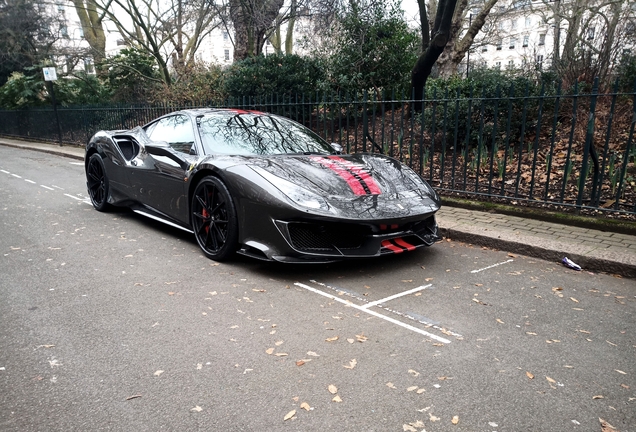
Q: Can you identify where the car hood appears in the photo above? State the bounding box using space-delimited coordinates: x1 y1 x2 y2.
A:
246 153 440 217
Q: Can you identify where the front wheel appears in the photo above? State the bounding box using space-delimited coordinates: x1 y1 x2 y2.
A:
86 154 110 212
191 176 238 261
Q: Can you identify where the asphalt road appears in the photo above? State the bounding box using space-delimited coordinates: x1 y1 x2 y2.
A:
1 146 634 432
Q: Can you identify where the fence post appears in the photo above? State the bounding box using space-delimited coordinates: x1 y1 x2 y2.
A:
576 77 599 209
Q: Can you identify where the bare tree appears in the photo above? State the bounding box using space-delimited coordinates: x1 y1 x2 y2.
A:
228 0 285 59
97 0 222 85
411 0 460 101
71 0 108 73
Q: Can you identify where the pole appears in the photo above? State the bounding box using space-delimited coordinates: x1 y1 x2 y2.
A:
47 81 63 146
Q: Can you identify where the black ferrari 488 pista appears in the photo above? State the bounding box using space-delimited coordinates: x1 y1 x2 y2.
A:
85 109 441 263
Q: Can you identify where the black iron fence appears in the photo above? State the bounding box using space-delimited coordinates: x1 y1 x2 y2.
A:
1 78 635 216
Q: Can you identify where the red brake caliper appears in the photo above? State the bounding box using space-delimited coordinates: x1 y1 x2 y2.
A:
202 208 209 233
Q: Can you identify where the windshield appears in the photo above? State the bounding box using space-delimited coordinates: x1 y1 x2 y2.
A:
198 112 335 156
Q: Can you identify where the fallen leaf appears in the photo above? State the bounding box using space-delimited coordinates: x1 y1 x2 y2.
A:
410 420 425 428
593 395 604 399
403 425 417 432
343 359 357 369
621 384 630 389
508 253 517 257
154 370 164 376
407 386 418 392
275 340 284 346
300 402 311 411
386 382 397 389
190 405 202 412
599 418 618 431
296 360 305 366
570 297 579 303
402 279 413 283
332 395 342 402
356 333 368 342
274 353 288 357
325 336 338 342
347 338 355 343
429 413 440 422
328 384 338 394
416 388 426 394
552 287 563 291
168 292 175 296
307 351 320 357
126 395 142 400
265 348 274 355
546 376 556 384
452 415 459 425
408 369 420 377
526 371 534 379
252 289 266 292
615 369 627 375
283 410 296 421
526 332 538 335
496 318 504 324
197 363 202 370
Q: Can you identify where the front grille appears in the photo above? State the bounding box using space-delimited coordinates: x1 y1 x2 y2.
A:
287 223 367 252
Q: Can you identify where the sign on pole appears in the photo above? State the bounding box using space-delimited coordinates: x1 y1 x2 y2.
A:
42 67 58 81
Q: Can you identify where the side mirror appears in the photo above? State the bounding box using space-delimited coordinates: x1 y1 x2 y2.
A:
330 142 343 154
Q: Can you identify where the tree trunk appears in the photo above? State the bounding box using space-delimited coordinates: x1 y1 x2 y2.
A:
71 0 106 75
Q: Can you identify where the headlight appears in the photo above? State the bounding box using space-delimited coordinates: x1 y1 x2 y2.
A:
403 166 440 203
250 166 329 210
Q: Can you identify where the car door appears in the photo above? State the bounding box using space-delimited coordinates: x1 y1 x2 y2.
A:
129 114 197 223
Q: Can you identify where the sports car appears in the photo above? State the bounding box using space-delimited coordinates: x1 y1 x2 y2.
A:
85 108 441 263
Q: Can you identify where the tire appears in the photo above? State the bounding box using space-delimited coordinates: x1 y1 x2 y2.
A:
191 176 238 261
86 153 111 212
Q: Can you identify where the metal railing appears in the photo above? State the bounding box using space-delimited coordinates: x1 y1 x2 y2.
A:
1 79 635 216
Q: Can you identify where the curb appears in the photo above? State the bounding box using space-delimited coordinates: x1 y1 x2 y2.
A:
440 227 636 279
0 141 84 161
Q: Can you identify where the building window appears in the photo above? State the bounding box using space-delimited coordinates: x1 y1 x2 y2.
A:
495 61 501 69
57 4 65 13
587 26 595 40
60 24 68 38
511 19 517 30
508 59 515 68
116 39 126 46
223 31 229 41
481 45 488 52
496 39 502 50
481 60 487 67
509 37 517 49
84 58 94 74
523 35 529 47
539 34 546 45
224 49 230 61
536 54 543 69
525 17 531 27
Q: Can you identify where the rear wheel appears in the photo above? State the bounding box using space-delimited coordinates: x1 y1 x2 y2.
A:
191 176 238 260
86 154 110 212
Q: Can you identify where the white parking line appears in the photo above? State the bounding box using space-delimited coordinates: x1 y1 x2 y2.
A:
361 284 432 309
1 170 10 174
24 179 36 184
471 259 514 274
295 282 451 344
40 185 55 191
11 174 22 178
52 185 64 190
64 194 83 201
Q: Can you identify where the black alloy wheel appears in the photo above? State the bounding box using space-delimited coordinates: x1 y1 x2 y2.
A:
191 176 238 260
86 154 110 212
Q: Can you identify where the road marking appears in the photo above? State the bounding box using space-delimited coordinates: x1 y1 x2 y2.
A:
69 162 84 166
52 185 64 190
1 170 9 174
361 284 432 309
471 259 514 274
295 282 451 344
24 179 36 184
11 173 22 178
40 185 55 190
64 194 83 201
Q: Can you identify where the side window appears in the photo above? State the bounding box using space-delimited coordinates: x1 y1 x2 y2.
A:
146 115 196 154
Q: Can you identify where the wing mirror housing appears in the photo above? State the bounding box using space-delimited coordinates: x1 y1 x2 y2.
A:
330 142 343 154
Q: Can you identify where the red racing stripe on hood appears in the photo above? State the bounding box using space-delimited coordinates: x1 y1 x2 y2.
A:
328 156 381 195
310 156 367 195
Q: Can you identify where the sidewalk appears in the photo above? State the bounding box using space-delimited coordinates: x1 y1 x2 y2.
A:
2 137 635 278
